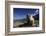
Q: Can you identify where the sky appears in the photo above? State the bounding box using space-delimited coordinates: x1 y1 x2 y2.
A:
13 8 39 20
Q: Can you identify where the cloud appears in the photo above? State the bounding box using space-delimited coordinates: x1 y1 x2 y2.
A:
31 10 39 16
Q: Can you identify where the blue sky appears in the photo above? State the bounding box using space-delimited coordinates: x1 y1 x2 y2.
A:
13 8 39 20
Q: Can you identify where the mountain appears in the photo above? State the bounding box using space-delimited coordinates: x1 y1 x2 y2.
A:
14 18 27 23
14 14 39 23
